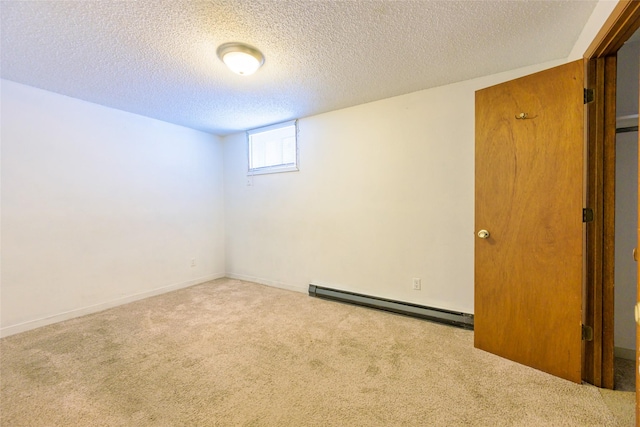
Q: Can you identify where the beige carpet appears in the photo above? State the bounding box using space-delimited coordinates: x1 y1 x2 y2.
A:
0 278 634 426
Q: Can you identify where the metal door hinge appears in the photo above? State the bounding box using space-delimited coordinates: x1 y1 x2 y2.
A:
584 88 595 104
582 324 593 341
583 208 594 223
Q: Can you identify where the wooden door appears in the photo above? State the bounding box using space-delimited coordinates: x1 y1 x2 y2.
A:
475 60 584 383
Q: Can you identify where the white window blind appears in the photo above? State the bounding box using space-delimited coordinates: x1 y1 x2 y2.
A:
247 120 298 174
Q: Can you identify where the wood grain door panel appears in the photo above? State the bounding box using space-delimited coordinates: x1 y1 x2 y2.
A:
475 60 584 383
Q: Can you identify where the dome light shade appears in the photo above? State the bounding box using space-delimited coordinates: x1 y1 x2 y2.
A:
217 42 265 76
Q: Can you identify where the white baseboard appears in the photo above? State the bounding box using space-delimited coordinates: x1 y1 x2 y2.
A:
614 346 636 361
0 273 225 338
225 273 307 294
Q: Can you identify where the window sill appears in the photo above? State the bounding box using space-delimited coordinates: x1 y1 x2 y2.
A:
248 165 299 176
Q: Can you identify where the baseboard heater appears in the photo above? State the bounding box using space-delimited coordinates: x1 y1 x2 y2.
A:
308 284 474 330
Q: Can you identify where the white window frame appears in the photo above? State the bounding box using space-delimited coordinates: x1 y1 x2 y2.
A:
247 120 299 175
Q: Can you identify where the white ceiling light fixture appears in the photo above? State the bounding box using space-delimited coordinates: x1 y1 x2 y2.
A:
217 42 265 76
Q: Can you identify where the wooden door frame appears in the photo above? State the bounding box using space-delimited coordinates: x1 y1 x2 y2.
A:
583 0 640 388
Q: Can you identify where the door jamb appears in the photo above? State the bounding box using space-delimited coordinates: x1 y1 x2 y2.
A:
583 0 640 389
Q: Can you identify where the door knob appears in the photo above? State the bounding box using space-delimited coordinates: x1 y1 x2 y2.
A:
634 248 637 262
477 230 490 239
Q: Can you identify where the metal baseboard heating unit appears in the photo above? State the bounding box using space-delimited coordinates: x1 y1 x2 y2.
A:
309 284 474 330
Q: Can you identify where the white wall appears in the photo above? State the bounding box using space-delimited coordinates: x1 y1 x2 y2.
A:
223 60 568 314
614 39 639 355
1 80 225 336
567 0 618 61
615 131 638 354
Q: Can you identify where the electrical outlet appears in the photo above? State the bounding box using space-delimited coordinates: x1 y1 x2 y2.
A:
190 258 197 267
413 278 421 290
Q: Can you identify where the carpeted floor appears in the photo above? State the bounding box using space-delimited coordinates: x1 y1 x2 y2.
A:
615 357 636 392
0 278 635 426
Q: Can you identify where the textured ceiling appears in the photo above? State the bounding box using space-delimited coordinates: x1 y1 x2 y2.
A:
1 1 598 136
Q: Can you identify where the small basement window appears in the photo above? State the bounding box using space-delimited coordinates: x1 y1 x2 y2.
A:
247 120 298 175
